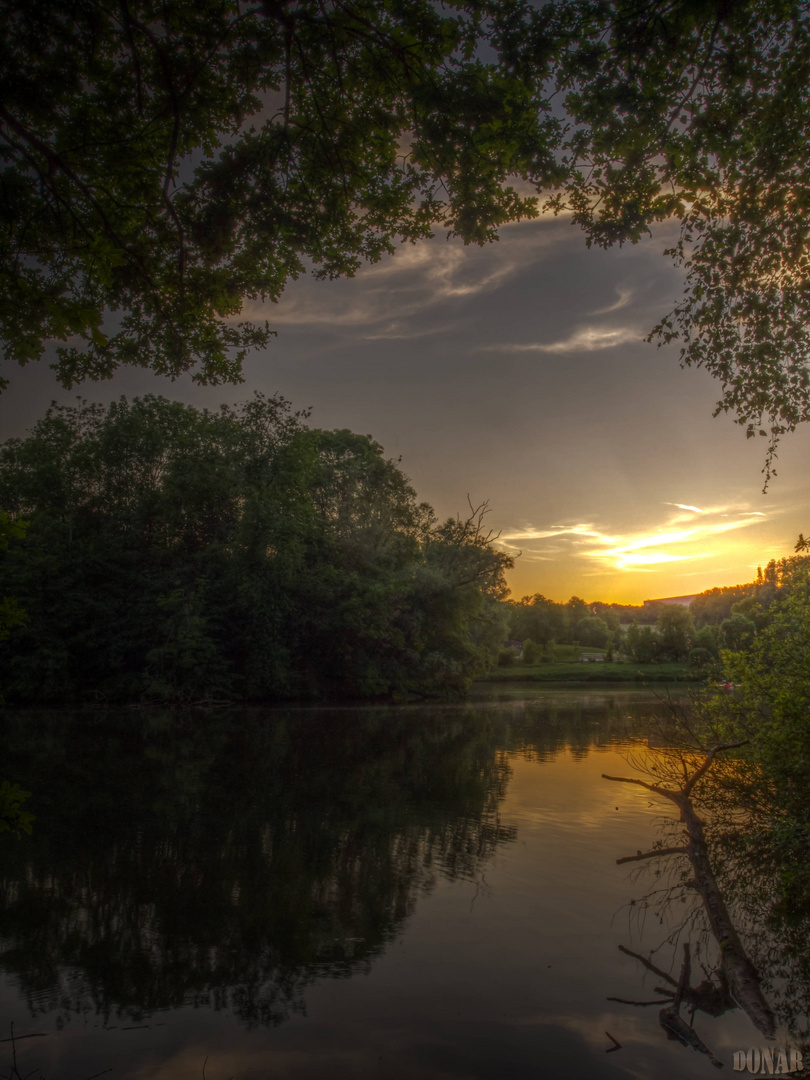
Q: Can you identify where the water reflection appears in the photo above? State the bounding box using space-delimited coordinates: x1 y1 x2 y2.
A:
606 742 810 1067
0 706 523 1027
2 691 806 1079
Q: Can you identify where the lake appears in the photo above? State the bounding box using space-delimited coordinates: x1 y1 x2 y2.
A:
0 688 800 1079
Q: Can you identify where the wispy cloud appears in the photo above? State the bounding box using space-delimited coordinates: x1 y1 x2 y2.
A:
666 502 704 513
235 216 570 340
591 287 635 315
485 325 642 354
501 503 771 573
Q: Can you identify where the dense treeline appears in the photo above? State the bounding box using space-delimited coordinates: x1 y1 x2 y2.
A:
504 595 652 656
0 396 510 704
504 593 695 664
505 558 807 669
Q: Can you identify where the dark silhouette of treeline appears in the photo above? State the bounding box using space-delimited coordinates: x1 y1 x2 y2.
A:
0 396 511 705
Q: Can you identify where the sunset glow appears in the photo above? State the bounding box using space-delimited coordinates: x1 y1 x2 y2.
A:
3 215 807 607
498 500 796 603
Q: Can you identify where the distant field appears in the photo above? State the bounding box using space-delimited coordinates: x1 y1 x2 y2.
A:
484 662 695 683
506 644 606 663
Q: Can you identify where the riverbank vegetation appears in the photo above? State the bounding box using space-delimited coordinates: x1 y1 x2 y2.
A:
0 395 511 705
485 661 693 684
607 559 810 1032
697 570 810 921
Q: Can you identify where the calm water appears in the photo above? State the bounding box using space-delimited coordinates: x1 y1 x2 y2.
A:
0 688 798 1079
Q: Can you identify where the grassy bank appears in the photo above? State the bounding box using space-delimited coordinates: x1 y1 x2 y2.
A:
483 661 696 683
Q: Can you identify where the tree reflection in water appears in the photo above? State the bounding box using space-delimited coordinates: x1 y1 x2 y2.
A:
606 738 810 1068
0 706 517 1029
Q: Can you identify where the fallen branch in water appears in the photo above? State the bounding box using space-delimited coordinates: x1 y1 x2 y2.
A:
605 740 775 1039
657 944 723 1069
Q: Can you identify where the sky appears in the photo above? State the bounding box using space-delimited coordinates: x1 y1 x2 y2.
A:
2 210 808 605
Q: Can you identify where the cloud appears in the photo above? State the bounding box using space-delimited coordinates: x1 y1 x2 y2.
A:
666 502 704 513
502 503 770 574
235 215 571 341
486 325 642 354
590 287 635 315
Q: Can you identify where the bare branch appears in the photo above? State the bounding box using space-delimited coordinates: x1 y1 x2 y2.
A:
607 996 673 1006
602 772 674 796
683 741 748 797
618 944 680 988
616 845 688 865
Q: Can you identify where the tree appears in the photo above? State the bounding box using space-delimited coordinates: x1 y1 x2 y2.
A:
7 1 810 472
507 593 566 645
0 511 26 644
542 0 810 479
692 623 720 664
521 638 541 665
0 0 555 388
0 394 511 702
625 621 658 664
574 614 609 648
703 580 810 913
720 611 756 652
690 584 756 628
604 742 775 1042
656 605 694 661
0 514 32 839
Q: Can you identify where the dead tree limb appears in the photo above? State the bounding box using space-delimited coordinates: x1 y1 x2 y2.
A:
657 945 724 1068
617 846 688 864
605 742 775 1038
618 944 678 985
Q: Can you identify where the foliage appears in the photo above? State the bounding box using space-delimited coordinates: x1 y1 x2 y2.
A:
624 621 658 664
656 605 694 661
574 614 609 648
506 594 567 645
6 0 810 466
690 583 759 627
505 593 653 648
715 586 810 815
521 638 541 665
0 0 555 388
0 780 33 838
0 395 511 703
720 611 757 651
485 660 692 683
701 569 810 910
542 0 810 478
0 512 26 643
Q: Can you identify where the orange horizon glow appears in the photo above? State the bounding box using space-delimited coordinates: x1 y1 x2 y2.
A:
498 500 798 605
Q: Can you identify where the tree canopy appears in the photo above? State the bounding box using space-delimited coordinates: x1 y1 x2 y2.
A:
0 393 511 703
4 1 810 463
544 0 810 478
0 0 555 387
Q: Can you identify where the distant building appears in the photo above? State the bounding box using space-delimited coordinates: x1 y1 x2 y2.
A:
643 594 698 608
